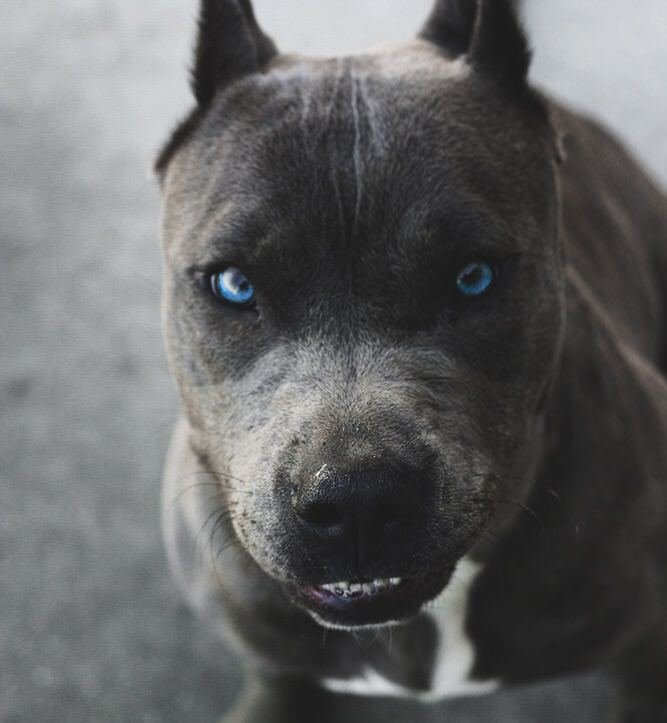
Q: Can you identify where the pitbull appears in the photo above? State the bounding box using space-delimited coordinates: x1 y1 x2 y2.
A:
156 1 667 721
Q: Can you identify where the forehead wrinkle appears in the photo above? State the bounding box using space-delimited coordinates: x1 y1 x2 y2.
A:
356 72 390 157
320 61 375 253
291 60 380 255
289 60 350 254
295 59 345 139
328 60 349 252
349 67 364 243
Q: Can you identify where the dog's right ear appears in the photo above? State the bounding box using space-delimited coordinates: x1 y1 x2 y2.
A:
192 0 277 107
155 0 277 177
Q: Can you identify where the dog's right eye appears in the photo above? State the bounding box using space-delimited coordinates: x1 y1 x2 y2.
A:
210 267 256 307
455 261 495 298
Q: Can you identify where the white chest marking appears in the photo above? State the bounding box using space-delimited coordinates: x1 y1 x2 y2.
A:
321 558 500 701
426 558 499 700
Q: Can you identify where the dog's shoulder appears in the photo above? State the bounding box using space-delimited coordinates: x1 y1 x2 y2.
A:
549 100 667 362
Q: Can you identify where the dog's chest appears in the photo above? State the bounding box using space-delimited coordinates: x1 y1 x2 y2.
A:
321 558 500 701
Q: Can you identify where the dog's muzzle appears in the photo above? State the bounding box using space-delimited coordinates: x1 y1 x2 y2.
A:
284 465 452 627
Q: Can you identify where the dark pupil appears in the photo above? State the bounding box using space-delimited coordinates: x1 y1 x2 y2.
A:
230 272 249 292
463 266 482 285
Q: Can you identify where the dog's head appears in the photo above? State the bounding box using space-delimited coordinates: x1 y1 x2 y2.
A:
157 0 564 628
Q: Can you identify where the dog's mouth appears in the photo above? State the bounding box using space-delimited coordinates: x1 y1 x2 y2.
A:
286 567 454 628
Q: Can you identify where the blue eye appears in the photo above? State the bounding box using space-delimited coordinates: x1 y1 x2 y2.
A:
211 267 255 306
456 261 495 298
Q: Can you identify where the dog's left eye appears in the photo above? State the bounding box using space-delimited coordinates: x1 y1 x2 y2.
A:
210 267 255 306
456 261 495 298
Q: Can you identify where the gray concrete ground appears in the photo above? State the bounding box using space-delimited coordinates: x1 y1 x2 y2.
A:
1 1 665 721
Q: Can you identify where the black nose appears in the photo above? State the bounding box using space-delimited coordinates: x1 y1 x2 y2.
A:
292 466 419 548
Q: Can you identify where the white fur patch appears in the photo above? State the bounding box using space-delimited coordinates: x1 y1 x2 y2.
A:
426 558 499 700
321 558 500 701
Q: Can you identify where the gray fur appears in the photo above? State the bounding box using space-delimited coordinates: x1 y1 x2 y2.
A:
157 3 667 721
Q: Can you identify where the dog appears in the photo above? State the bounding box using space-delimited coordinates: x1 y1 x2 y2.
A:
156 1 667 720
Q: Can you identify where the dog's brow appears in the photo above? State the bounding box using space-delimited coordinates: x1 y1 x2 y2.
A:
189 205 271 268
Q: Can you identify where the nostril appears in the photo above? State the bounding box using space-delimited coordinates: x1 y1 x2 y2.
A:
371 498 412 533
294 499 345 529
298 502 343 527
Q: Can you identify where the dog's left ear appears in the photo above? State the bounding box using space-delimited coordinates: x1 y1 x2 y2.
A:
420 0 531 86
192 0 278 107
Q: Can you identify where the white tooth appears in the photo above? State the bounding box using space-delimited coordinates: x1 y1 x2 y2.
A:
349 583 362 593
375 579 388 588
362 583 374 595
390 577 401 586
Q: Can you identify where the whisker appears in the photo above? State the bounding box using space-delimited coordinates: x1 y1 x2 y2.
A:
498 496 544 530
192 503 233 562
172 470 256 508
207 508 238 553
171 480 223 507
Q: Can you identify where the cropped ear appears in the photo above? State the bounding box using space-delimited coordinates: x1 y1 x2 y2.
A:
155 0 276 176
419 0 531 86
192 0 277 107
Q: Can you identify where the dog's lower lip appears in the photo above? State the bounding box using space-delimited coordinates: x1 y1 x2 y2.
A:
288 568 454 627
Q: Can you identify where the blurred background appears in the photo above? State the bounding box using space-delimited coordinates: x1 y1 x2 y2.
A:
1 1 665 721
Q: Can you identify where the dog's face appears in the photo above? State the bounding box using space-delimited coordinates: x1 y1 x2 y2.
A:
158 0 563 628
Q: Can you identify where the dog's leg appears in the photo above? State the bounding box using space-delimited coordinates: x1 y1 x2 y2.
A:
608 628 667 723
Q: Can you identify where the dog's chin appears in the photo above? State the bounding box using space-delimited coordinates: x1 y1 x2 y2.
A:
284 566 455 630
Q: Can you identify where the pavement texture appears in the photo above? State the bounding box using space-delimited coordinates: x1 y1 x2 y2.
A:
1 1 665 721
